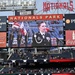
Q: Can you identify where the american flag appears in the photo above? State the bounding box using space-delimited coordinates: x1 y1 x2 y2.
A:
20 22 27 35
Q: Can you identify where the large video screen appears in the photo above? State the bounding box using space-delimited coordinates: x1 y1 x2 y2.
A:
8 14 64 47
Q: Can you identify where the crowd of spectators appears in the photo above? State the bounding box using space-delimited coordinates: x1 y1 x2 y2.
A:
0 48 75 74
0 65 75 74
8 48 75 60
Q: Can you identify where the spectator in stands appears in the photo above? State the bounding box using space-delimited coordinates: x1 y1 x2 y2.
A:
32 21 51 47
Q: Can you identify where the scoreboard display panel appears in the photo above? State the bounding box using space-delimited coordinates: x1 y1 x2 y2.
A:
0 14 75 48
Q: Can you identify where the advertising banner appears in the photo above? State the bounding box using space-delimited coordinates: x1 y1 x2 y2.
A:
0 32 6 47
66 30 75 46
65 14 75 30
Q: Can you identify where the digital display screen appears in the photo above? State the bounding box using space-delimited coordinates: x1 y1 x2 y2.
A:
8 14 64 47
0 16 7 31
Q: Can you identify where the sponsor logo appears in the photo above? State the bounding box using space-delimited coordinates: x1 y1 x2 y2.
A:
66 19 70 24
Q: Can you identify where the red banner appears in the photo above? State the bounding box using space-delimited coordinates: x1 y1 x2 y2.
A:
8 14 63 21
50 59 75 63
66 30 75 46
52 73 75 75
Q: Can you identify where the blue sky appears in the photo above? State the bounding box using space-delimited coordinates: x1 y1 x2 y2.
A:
0 0 75 16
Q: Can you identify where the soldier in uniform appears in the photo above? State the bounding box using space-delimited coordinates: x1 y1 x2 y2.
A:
17 29 22 47
9 31 14 47
32 22 51 47
20 28 28 47
24 33 28 47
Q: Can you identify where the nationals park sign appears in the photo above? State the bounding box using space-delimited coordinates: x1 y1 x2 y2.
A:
43 0 73 12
